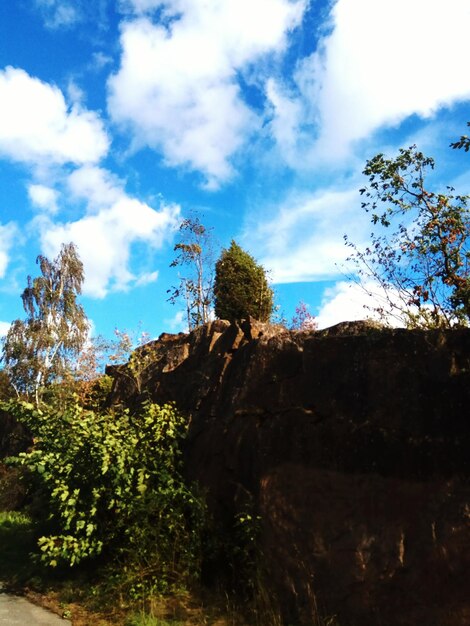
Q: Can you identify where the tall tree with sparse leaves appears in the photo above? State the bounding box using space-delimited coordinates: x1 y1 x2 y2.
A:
214 240 274 323
1 242 89 404
167 216 216 330
345 142 470 328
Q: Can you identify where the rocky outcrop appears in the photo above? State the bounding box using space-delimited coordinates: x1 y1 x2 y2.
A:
108 319 470 626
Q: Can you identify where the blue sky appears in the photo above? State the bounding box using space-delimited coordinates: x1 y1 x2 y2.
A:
1 0 470 340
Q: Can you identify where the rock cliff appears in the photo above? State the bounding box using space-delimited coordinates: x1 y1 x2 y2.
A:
108 319 470 626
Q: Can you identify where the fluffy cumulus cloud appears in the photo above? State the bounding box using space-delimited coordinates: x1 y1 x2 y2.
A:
316 281 381 329
287 0 470 161
0 67 109 167
38 166 180 298
263 0 470 167
67 166 124 210
28 184 60 214
316 280 410 329
108 0 306 187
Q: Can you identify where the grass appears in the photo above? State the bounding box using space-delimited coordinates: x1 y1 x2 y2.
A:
0 510 37 584
0 510 241 625
125 614 186 626
0 509 122 623
0 510 340 626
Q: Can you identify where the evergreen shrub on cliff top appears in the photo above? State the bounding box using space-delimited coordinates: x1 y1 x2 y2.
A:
214 240 274 323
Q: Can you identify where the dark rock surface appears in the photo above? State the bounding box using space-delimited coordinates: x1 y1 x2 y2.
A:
108 319 470 626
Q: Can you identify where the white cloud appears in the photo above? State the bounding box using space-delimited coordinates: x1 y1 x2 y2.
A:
253 0 470 288
28 184 60 214
135 270 159 286
91 52 114 71
67 80 86 106
0 321 11 337
316 281 380 328
33 0 111 30
294 0 470 161
67 165 123 211
0 222 18 279
38 166 180 298
265 78 304 165
255 186 368 283
164 310 187 332
108 0 306 187
0 67 109 167
316 280 406 329
34 0 80 29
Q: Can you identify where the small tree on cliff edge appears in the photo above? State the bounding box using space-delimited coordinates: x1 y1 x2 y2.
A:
167 215 216 330
214 240 274 323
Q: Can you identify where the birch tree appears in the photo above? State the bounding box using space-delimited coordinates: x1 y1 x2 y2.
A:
2 243 89 404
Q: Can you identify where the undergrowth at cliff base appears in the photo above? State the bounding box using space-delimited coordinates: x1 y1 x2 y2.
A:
0 510 37 583
0 396 335 625
2 399 206 599
0 395 273 624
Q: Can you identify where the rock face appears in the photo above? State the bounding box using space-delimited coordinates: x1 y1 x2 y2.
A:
108 319 470 626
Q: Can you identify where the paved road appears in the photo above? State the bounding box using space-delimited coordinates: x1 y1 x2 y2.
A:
0 590 71 625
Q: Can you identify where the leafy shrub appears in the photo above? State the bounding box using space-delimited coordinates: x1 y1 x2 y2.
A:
3 399 205 593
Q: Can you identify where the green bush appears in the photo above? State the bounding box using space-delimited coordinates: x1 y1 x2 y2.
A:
3 399 205 593
214 240 274 323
